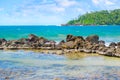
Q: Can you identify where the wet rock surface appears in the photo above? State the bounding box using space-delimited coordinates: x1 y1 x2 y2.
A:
0 34 120 57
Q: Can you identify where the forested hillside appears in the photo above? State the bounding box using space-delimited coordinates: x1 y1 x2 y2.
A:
66 9 120 25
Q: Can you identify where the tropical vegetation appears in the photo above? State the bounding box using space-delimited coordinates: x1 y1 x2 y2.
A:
66 9 120 25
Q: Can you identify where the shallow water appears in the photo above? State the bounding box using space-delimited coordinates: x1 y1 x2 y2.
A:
0 50 120 80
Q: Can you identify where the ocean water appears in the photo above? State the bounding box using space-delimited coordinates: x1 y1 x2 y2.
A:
0 50 120 80
0 25 120 44
0 25 120 80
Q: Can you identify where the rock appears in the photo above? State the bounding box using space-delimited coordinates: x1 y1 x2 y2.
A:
59 40 65 45
99 40 105 47
22 44 30 48
82 48 92 53
18 38 29 44
99 47 109 53
66 34 74 42
76 36 84 41
116 48 120 54
43 41 56 49
66 34 84 42
86 35 99 44
12 40 22 45
65 35 85 49
0 39 7 45
117 42 120 48
28 34 49 48
115 48 120 57
97 47 109 55
28 34 38 39
74 36 85 49
62 41 75 49
6 40 17 47
55 40 65 50
105 47 116 56
38 38 47 46
84 42 93 49
92 44 99 51
109 42 117 48
0 34 119 58
28 34 39 42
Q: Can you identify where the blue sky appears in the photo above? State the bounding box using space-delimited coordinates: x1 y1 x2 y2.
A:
0 0 120 25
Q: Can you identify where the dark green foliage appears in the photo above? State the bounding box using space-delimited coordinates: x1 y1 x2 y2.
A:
67 9 120 25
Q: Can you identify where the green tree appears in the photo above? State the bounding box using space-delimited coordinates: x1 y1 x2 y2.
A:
66 9 120 25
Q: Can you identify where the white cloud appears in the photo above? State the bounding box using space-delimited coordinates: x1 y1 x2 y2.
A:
92 0 115 5
52 7 65 12
105 0 115 5
0 8 4 11
56 0 77 7
91 0 118 10
77 8 86 13
92 0 99 4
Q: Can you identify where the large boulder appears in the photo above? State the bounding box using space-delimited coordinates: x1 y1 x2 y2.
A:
76 36 84 41
74 36 85 49
66 34 74 42
66 35 84 42
66 35 85 49
86 35 99 44
28 34 39 42
0 39 7 45
28 34 48 47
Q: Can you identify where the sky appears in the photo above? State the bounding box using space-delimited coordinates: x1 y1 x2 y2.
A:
0 0 120 25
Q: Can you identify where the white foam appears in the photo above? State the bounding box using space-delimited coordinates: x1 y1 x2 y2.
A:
105 42 110 47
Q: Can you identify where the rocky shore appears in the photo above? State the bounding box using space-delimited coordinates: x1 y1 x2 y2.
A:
0 34 120 57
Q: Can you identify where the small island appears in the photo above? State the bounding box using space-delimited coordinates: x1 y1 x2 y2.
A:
62 9 120 26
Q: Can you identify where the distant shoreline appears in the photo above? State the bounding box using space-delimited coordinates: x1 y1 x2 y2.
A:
61 24 120 26
4 24 118 27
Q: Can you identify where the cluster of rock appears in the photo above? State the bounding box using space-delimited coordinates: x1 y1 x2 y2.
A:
0 34 56 50
0 34 120 57
57 34 120 57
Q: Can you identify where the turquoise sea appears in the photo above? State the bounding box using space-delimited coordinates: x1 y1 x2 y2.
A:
0 25 120 44
0 25 120 80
